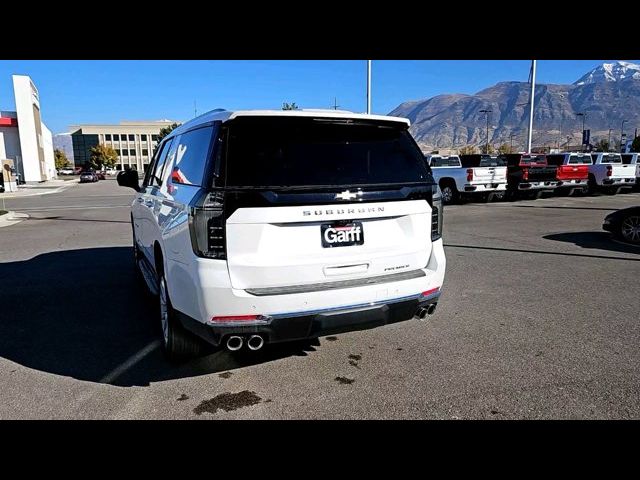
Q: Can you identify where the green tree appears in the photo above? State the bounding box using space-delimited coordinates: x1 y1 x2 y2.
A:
497 143 511 154
282 102 298 110
594 139 610 152
89 144 118 169
632 136 640 152
458 145 477 155
54 149 70 169
157 123 181 144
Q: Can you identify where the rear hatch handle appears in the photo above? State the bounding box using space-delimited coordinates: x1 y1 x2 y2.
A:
324 263 370 276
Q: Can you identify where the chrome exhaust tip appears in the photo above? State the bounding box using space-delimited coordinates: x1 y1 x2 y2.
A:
247 335 265 351
426 303 437 316
226 336 243 351
416 307 429 320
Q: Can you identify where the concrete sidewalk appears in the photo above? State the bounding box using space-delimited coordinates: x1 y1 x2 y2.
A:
0 178 78 199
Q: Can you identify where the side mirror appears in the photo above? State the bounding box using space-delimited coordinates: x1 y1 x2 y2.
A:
117 169 140 192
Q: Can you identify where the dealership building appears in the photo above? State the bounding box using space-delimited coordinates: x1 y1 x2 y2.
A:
0 75 56 186
70 120 177 171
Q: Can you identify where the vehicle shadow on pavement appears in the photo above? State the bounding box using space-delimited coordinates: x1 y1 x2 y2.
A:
543 232 640 255
0 247 320 387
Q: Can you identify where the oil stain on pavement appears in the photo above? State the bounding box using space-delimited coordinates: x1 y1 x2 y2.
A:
177 394 189 401
218 371 233 379
334 376 355 385
193 391 262 415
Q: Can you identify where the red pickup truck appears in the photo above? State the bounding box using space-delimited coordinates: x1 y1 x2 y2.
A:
546 153 590 195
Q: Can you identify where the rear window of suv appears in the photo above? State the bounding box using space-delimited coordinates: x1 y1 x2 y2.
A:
224 117 430 188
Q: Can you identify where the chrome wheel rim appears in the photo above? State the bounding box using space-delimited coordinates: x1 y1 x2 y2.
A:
441 187 452 203
159 277 169 345
621 216 640 243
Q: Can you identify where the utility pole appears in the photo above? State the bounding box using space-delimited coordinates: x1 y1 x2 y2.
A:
479 109 492 154
526 60 537 153
332 97 340 110
366 60 372 114
608 128 613 149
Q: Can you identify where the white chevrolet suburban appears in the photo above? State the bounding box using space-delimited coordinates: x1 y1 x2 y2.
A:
425 154 507 204
117 109 446 360
588 152 636 194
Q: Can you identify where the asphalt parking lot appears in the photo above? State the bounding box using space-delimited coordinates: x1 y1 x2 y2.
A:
0 180 639 419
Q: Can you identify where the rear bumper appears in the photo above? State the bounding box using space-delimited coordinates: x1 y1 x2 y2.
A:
601 178 635 186
463 183 507 193
517 180 559 190
177 291 441 347
557 179 588 189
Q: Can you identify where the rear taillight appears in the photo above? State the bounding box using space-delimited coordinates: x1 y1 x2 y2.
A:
606 166 612 177
466 168 473 182
189 190 226 259
431 184 443 241
522 168 529 181
421 287 440 297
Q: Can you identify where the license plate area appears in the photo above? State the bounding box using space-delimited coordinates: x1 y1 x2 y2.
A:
321 221 364 248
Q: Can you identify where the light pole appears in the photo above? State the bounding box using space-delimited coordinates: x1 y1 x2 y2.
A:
608 128 613 150
566 135 571 151
479 109 492 154
620 119 628 152
576 113 587 151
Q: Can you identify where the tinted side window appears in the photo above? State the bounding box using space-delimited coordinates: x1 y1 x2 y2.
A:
152 138 174 187
170 126 215 186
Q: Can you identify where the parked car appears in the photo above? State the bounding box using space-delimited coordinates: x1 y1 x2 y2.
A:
425 154 507 204
104 168 118 176
95 171 106 180
621 153 640 192
58 168 75 175
588 153 635 194
79 170 98 183
603 206 640 245
546 152 590 196
118 109 446 360
500 153 559 200
74 166 83 175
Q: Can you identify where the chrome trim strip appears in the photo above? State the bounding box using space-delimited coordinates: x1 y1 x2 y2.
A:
245 269 426 296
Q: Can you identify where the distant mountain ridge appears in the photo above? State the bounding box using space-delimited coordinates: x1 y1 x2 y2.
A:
388 61 640 151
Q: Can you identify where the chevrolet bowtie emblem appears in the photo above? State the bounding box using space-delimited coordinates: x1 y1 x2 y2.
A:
335 190 361 201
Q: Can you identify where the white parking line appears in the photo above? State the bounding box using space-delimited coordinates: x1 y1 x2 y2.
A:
99 340 162 384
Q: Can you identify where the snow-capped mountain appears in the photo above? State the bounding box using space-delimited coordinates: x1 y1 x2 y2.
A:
388 61 640 150
574 61 640 86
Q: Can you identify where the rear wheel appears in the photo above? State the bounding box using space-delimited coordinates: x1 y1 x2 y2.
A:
587 174 597 195
158 274 203 361
439 182 459 205
618 215 640 245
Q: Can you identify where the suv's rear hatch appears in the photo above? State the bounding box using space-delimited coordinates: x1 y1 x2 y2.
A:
219 116 436 292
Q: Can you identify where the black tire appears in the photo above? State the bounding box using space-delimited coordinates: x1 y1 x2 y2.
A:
492 191 506 202
158 273 204 361
616 215 640 245
587 174 597 195
439 182 459 205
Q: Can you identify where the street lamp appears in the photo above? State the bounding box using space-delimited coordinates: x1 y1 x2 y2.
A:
576 113 587 151
620 120 628 152
479 109 492 154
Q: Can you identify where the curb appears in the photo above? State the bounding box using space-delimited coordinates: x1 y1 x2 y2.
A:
0 211 30 228
0 180 77 199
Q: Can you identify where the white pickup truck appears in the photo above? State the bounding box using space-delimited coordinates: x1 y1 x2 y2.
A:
622 153 640 191
588 153 636 194
425 154 507 204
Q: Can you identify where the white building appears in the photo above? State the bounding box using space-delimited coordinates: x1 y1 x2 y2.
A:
0 75 56 185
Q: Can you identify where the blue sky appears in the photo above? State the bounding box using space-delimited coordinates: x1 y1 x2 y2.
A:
0 60 634 134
